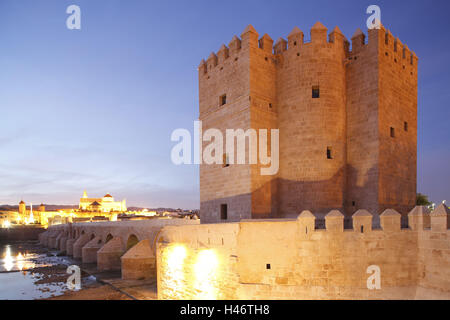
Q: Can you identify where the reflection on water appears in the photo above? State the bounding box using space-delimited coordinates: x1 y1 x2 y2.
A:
3 246 13 271
0 244 53 272
0 271 68 300
0 243 84 300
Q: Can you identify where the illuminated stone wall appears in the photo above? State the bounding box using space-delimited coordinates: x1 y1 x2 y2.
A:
156 206 450 300
157 223 240 299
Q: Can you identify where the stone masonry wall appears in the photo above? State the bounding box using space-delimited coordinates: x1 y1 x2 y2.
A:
377 27 418 216
345 28 380 215
276 23 347 217
198 23 417 223
199 29 252 223
156 205 450 299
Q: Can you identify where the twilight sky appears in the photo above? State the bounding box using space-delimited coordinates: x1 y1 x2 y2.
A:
0 0 449 208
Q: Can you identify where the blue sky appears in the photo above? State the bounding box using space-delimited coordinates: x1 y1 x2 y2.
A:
0 0 449 208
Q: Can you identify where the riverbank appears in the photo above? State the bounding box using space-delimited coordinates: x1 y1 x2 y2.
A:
0 241 126 300
44 282 132 300
1 241 158 300
0 225 46 242
43 264 158 300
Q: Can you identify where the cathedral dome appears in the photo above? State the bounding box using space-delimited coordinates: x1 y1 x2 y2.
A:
103 194 114 202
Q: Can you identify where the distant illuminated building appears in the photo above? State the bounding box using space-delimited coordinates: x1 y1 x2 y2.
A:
29 203 34 224
19 200 26 216
1 191 129 228
79 191 127 213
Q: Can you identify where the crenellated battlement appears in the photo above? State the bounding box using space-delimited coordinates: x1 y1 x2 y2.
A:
161 205 447 243
156 206 449 255
348 24 418 73
199 22 418 77
298 204 449 233
199 22 349 75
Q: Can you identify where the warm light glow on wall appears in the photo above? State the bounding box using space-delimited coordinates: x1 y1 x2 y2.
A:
193 249 219 300
168 245 187 266
165 245 187 299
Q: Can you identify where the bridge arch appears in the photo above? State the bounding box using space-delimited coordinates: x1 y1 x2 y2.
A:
153 230 166 253
126 234 139 251
105 233 113 243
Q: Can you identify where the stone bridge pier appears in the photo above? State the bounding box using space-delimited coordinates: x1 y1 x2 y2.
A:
39 218 199 280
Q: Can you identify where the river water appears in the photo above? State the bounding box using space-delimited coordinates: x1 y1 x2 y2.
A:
0 242 95 300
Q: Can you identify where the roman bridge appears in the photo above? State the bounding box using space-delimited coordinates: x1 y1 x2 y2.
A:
38 218 199 280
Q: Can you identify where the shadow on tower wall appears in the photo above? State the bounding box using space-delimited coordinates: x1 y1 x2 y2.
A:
200 165 415 228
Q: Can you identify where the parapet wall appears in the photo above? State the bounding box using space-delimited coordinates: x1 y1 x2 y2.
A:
157 205 450 299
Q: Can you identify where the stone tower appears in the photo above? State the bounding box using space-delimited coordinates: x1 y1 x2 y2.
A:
345 25 418 217
198 23 417 223
19 200 26 216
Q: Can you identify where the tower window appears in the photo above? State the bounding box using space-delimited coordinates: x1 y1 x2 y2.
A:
223 153 230 167
220 94 227 106
390 127 395 138
266 264 271 270
312 86 320 98
404 122 408 132
352 201 356 206
220 204 228 220
326 147 333 159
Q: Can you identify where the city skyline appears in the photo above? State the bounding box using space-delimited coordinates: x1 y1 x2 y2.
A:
1 0 449 208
